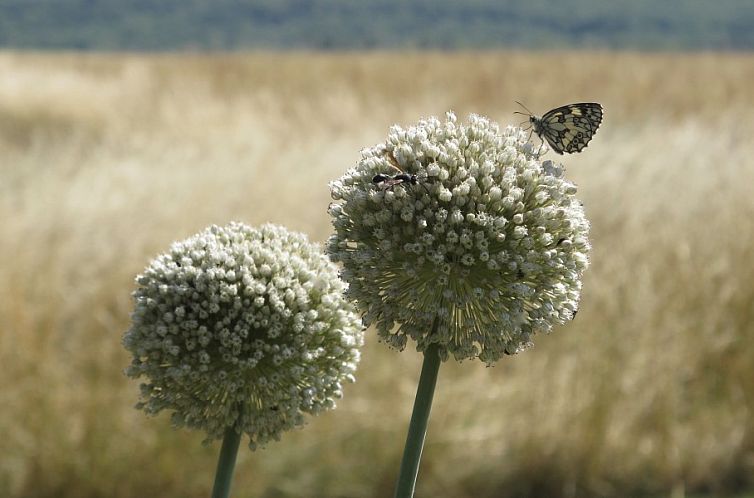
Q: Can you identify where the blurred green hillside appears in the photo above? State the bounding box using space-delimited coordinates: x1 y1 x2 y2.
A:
1 0 753 50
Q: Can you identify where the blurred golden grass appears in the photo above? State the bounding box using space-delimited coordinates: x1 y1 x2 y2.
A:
1 50 753 498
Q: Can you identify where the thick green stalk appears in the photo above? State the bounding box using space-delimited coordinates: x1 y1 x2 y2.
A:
394 337 442 498
211 422 243 498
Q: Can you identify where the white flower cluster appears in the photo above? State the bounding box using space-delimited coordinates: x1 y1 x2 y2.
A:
123 223 364 448
328 112 590 364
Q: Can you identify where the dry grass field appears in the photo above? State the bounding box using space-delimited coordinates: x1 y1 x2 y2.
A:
1 50 753 498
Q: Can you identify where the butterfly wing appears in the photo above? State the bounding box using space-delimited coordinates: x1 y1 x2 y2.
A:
540 103 603 154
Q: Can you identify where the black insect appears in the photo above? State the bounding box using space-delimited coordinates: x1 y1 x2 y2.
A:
372 172 419 190
371 149 427 191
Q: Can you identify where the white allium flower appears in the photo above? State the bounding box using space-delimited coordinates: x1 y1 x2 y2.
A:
328 112 590 364
123 223 364 448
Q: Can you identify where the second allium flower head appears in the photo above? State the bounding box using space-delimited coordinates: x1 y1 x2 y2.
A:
328 112 590 364
123 223 364 448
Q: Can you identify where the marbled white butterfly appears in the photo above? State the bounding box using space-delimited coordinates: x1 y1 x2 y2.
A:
515 102 603 154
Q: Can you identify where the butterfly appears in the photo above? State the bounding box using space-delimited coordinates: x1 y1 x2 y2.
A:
514 102 603 154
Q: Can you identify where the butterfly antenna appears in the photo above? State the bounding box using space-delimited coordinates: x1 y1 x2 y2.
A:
514 100 535 116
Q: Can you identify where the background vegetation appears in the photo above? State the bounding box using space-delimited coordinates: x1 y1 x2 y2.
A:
1 0 753 50
1 50 753 497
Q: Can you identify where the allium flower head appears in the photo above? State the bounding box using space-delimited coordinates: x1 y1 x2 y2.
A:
123 222 364 448
328 112 590 364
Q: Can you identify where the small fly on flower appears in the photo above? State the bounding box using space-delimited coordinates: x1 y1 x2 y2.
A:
372 172 419 189
371 149 427 192
514 101 604 155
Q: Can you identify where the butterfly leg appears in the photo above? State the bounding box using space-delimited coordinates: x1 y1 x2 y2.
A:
535 141 544 157
526 128 545 157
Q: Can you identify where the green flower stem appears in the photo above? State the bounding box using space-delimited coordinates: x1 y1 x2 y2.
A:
211 422 242 498
394 332 442 498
